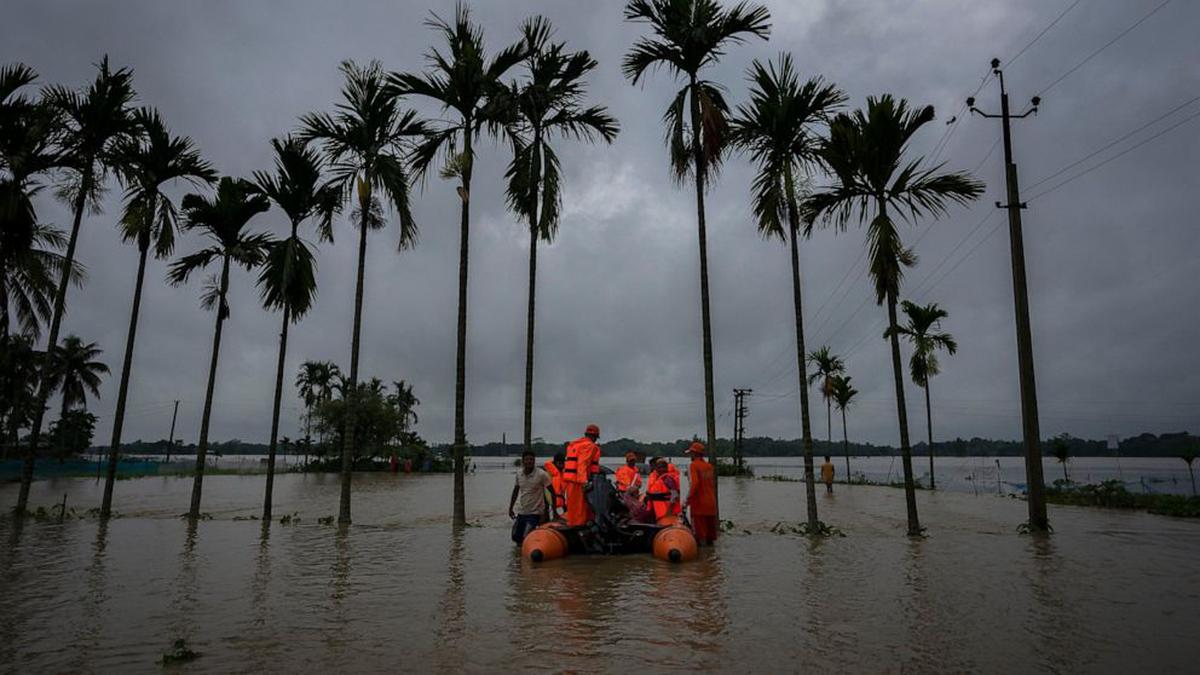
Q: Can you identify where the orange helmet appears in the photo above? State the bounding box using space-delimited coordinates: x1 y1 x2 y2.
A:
685 441 706 455
585 423 600 437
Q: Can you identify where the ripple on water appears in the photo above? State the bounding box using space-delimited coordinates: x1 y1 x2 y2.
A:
2 472 1199 672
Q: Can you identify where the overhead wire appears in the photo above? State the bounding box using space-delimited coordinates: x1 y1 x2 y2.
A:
1037 0 1175 95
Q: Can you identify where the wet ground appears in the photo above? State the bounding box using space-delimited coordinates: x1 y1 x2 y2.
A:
2 461 1198 673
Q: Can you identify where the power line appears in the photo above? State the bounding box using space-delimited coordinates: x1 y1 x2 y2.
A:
1024 94 1200 193
1038 0 1175 95
1028 106 1200 201
1006 0 1085 68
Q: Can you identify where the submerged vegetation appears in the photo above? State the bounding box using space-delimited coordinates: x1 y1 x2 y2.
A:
1047 479 1200 518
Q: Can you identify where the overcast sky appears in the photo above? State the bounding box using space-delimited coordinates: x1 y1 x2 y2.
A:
4 0 1199 448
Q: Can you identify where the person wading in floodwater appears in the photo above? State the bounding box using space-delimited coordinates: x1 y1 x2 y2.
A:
821 455 836 493
510 450 554 544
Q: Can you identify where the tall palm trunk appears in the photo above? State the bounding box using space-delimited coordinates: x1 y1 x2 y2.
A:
925 382 935 489
522 130 542 454
827 397 832 448
1188 464 1195 496
786 203 818 529
17 174 92 513
188 255 230 520
262 305 290 522
101 193 159 518
886 289 921 535
452 127 474 528
338 187 371 525
841 406 850 481
688 76 718 499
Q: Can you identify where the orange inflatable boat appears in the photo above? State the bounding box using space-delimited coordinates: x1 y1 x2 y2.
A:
521 472 699 564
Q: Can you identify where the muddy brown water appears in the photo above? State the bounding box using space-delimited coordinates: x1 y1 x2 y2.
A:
2 462 1198 673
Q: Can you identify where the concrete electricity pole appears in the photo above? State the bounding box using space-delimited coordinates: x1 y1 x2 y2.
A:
733 388 752 469
166 400 180 463
968 58 1049 532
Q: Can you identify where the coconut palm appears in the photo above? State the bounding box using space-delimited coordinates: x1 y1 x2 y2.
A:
24 58 139 486
389 6 525 527
45 335 108 418
804 95 984 536
891 300 957 489
830 374 858 482
807 345 845 449
296 359 341 447
100 108 214 518
168 176 270 520
623 0 771 463
729 54 843 529
502 17 618 455
253 136 340 522
301 60 423 525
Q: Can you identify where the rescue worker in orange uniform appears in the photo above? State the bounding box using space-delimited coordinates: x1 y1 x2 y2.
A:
614 451 643 494
683 441 718 544
643 457 681 522
543 453 566 516
562 424 602 527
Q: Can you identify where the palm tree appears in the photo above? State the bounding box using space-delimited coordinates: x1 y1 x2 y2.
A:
296 360 341 447
24 58 139 490
2 62 61 262
389 6 525 527
0 336 39 460
502 17 618 455
891 300 957 489
830 374 858 482
804 95 984 536
623 0 771 464
0 224 76 340
46 335 108 418
807 345 846 449
1181 448 1196 496
100 108 214 518
301 60 423 525
390 379 420 433
253 137 340 522
728 54 843 529
1051 434 1070 483
168 176 270 520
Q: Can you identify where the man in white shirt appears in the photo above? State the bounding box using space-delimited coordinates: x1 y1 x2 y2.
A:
510 450 554 544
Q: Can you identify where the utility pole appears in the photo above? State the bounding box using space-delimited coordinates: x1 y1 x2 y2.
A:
733 388 752 470
165 400 179 463
968 58 1049 532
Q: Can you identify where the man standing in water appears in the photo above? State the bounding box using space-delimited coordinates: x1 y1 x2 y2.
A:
684 442 717 545
821 455 836 493
510 450 553 544
563 424 601 526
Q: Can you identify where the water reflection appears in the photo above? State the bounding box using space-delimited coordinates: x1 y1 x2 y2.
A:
168 521 201 644
67 521 111 672
434 528 466 672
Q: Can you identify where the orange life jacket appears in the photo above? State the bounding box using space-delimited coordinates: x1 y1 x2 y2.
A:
563 437 600 484
614 464 642 493
544 461 565 509
644 470 680 521
667 463 682 514
688 458 717 515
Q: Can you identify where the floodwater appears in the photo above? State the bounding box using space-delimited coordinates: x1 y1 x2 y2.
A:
2 460 1198 673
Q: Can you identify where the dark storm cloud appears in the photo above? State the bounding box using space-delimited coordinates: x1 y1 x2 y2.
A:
3 0 1197 447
